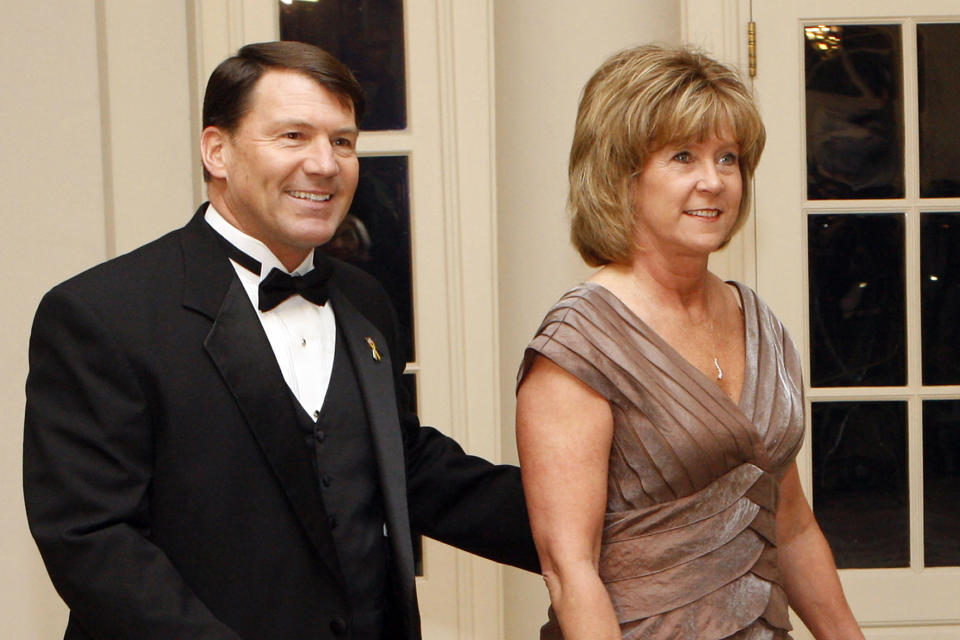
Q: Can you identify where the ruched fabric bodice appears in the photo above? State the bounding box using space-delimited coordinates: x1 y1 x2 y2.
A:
518 282 805 640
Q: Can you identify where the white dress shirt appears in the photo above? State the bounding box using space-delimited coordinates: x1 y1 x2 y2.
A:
205 205 335 420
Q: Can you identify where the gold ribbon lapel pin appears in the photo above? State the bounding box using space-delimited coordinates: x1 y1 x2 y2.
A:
365 337 382 362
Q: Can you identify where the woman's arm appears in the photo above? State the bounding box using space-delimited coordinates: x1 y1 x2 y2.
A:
777 463 864 639
516 355 621 640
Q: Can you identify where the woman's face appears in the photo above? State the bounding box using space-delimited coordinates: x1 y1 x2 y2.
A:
630 132 742 260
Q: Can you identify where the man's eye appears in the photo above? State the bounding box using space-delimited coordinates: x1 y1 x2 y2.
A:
334 137 354 147
283 132 302 140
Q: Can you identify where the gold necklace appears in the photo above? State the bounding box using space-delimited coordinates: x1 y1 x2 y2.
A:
631 274 724 380
710 311 723 380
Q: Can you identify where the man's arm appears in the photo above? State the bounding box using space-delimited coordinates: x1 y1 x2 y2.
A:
23 287 242 640
385 295 538 572
334 260 539 572
402 414 540 572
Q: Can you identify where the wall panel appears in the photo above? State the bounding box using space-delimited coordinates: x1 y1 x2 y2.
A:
0 2 106 637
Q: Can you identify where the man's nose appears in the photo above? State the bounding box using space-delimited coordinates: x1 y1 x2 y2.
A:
303 139 340 176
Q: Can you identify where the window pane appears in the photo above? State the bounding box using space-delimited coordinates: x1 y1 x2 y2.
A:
921 213 960 385
812 401 909 568
279 0 406 130
804 24 904 199
918 24 960 198
923 400 960 567
808 213 906 386
322 156 414 360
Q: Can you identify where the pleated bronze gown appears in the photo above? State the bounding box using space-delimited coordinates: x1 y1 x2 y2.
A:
519 282 805 640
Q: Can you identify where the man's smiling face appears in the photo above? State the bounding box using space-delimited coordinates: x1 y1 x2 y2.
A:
204 69 360 270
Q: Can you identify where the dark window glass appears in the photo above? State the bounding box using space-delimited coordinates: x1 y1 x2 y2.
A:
922 400 960 567
808 213 906 386
322 156 413 360
279 0 406 130
804 24 904 199
918 24 960 198
921 213 960 385
812 401 909 568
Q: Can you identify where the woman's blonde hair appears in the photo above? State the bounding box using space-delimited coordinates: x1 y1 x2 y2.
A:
569 45 766 266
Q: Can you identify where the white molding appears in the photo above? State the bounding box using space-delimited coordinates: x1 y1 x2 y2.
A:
99 1 195 254
681 0 746 67
436 0 504 635
435 0 474 633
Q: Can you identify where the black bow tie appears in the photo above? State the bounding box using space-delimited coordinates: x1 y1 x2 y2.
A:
258 265 332 311
214 232 333 311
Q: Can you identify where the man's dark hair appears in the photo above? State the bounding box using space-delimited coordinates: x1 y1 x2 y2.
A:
202 41 366 181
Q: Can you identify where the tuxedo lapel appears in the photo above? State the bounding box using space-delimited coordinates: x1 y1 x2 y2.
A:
178 207 345 586
329 284 417 592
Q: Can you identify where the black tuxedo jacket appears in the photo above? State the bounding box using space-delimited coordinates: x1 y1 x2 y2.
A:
23 205 538 640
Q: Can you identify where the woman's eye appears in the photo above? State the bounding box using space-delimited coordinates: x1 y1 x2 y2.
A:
719 153 738 166
673 151 691 163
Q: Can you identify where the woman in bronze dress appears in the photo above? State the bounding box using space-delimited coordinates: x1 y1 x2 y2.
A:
516 45 863 639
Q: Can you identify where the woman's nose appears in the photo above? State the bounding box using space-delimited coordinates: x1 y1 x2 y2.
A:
696 162 724 192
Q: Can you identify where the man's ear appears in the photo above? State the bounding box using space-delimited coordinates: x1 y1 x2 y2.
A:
200 126 230 179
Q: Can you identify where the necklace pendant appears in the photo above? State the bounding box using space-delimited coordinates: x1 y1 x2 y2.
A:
714 357 724 380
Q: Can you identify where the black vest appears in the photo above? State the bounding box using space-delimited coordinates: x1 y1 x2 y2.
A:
295 326 389 639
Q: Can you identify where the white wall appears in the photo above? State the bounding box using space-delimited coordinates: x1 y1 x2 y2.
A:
493 2 681 635
99 1 198 252
1 1 196 636
1 4 105 637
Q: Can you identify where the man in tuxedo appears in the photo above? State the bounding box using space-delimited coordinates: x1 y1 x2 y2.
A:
23 41 537 640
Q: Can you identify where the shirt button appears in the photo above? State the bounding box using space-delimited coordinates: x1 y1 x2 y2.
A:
322 474 332 488
313 410 320 421
301 337 307 347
